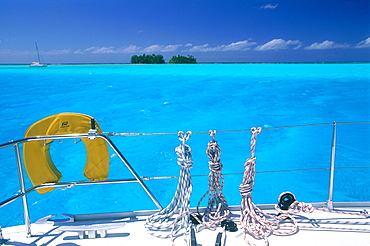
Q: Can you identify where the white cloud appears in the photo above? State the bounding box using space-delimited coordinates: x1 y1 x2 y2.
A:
260 4 278 9
255 39 302 51
74 47 98 54
51 38 366 56
218 40 257 51
185 40 256 52
95 47 115 53
120 45 142 53
187 44 210 52
44 49 72 55
304 40 349 50
354 37 370 48
75 45 142 54
161 44 182 52
141 44 182 53
84 47 99 53
141 45 162 53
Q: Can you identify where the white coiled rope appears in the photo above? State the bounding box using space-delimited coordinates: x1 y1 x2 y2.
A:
239 127 370 245
275 197 370 234
239 127 279 246
197 130 230 229
145 131 193 245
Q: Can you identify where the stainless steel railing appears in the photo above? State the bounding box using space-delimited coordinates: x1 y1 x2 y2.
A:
327 121 337 210
0 132 164 237
0 122 369 237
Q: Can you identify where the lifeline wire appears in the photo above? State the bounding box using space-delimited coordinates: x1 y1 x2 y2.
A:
145 131 193 245
196 130 230 229
107 121 370 137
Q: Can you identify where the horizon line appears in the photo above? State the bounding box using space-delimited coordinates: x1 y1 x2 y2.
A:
1 61 370 66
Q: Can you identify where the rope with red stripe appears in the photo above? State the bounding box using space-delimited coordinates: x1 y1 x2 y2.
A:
197 130 230 229
275 200 370 233
239 127 279 245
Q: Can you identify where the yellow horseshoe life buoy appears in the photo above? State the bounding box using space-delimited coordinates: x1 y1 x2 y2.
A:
23 113 110 194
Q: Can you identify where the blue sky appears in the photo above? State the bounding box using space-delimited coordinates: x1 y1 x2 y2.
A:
1 0 369 63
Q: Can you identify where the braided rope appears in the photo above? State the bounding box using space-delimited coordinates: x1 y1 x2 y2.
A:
145 131 193 244
315 207 370 218
281 223 370 232
197 130 230 229
239 127 279 245
275 200 370 233
272 200 314 236
238 127 370 245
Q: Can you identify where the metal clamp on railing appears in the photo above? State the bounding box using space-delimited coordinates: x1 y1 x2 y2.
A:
87 129 97 140
88 118 97 140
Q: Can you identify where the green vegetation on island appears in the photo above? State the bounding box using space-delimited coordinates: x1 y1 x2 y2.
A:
130 54 197 64
169 55 197 64
130 54 165 64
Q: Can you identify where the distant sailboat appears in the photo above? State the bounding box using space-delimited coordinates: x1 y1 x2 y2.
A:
30 42 47 67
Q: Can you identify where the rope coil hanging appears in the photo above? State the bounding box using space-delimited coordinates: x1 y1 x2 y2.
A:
239 127 279 245
196 130 230 229
145 131 193 244
238 126 370 245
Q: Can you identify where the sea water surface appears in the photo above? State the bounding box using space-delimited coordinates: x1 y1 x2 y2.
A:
0 63 369 227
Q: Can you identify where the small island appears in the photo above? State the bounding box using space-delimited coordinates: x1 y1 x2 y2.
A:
169 55 197 64
130 54 197 64
130 54 165 64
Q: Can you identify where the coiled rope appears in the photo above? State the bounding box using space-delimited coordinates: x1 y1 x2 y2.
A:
196 130 230 229
275 198 370 233
239 127 279 246
145 131 193 245
237 129 328 244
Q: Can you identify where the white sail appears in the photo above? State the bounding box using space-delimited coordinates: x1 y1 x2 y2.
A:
30 42 47 67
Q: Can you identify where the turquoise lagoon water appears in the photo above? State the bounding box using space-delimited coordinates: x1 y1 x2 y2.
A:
0 63 369 227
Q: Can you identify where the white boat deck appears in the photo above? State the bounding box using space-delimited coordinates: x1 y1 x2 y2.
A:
2 205 370 246
1 123 369 245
